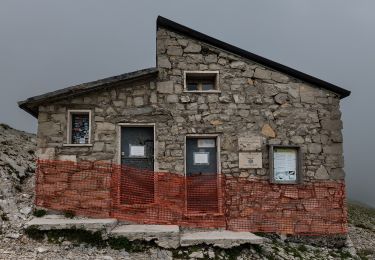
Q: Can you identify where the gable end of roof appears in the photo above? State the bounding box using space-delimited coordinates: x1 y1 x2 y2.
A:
157 16 351 99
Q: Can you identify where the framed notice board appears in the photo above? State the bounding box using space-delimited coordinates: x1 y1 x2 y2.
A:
269 145 302 184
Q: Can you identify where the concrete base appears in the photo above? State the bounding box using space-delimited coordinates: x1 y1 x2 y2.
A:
25 216 265 249
180 230 264 248
110 224 180 249
25 215 118 233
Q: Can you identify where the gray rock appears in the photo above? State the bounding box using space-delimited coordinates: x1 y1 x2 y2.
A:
36 247 49 253
308 143 322 154
157 81 174 94
19 206 32 216
158 56 171 68
189 251 204 259
184 42 201 53
254 68 272 79
291 136 304 144
180 96 191 103
274 93 289 104
167 46 183 56
315 165 329 180
230 61 246 69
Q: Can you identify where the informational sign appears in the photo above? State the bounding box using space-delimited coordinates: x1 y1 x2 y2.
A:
273 148 297 181
239 152 262 168
129 145 145 157
238 136 262 151
194 152 209 165
197 139 215 148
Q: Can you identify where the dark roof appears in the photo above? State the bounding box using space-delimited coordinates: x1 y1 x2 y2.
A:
18 67 158 117
157 16 351 99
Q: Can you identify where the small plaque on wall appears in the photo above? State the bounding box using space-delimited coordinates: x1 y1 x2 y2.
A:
238 136 262 151
239 152 262 168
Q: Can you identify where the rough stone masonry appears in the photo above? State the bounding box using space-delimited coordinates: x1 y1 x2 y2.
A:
19 16 349 235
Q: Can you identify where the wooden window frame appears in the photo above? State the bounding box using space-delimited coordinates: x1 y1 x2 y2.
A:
269 144 303 184
183 71 220 93
64 109 92 147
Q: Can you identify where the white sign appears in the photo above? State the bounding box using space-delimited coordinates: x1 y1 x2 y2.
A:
239 152 262 168
194 152 209 165
274 148 297 181
197 139 215 148
129 145 145 157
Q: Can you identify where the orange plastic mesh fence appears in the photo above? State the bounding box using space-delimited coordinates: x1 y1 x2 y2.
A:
36 160 347 235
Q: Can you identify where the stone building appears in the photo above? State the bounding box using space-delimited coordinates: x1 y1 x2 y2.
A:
19 16 350 235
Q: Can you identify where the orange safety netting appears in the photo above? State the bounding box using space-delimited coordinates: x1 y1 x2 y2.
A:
35 160 347 235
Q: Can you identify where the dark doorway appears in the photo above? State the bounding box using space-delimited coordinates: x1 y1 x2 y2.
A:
186 137 219 213
120 126 154 205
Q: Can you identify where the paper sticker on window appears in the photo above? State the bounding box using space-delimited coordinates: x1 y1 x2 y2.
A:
194 152 209 165
197 139 215 148
129 145 145 157
274 148 297 181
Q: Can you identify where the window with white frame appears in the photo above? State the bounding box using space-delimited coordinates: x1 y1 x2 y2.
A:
184 71 219 92
67 110 91 145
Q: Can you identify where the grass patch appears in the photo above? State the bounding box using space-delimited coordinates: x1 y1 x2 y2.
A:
348 202 375 231
63 211 75 219
1 212 9 221
357 248 374 260
33 209 47 218
25 227 152 252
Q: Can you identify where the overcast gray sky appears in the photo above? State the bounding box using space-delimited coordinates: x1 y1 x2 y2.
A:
0 1 374 207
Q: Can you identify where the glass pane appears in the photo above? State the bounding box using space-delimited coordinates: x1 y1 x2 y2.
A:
202 83 214 90
187 83 198 91
273 148 297 181
71 113 90 144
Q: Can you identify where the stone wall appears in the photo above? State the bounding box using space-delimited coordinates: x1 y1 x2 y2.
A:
155 26 344 181
34 25 347 234
225 178 347 234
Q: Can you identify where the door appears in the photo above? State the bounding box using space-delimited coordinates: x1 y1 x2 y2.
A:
120 126 154 204
186 137 219 213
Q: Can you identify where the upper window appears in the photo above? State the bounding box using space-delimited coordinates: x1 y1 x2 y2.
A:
67 110 92 145
184 71 219 92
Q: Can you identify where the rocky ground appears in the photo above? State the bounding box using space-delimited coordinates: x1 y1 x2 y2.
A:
0 123 374 259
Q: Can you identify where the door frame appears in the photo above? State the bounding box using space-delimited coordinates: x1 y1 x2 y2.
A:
117 123 156 170
184 134 222 215
116 123 156 207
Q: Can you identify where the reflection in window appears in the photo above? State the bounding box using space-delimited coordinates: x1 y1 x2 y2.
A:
70 113 90 144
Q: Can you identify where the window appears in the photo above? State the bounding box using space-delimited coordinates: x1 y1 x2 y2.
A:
184 71 219 92
269 145 302 184
67 110 92 145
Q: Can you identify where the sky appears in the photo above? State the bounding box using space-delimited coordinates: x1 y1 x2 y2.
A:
0 1 374 207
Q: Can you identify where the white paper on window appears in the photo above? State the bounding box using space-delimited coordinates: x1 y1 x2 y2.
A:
129 145 145 157
197 139 215 148
274 148 297 181
193 152 209 165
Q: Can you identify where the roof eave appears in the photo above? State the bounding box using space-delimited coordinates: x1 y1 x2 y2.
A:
18 67 159 118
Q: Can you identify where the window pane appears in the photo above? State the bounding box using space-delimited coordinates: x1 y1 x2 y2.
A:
202 83 214 90
71 113 90 144
187 83 198 91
